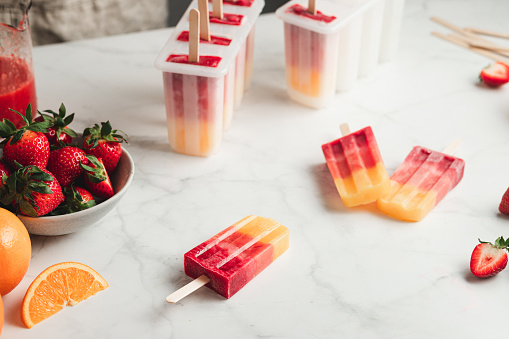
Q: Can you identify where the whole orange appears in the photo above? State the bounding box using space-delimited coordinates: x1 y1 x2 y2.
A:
0 208 31 295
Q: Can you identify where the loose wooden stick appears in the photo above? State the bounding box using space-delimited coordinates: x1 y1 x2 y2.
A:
432 31 509 64
189 9 200 63
166 275 211 303
431 17 501 49
450 33 509 58
308 0 317 15
198 0 211 41
442 139 462 155
340 123 351 136
465 26 509 40
212 0 223 19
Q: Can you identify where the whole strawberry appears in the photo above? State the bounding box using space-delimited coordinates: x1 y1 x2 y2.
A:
499 187 509 215
47 146 89 187
81 155 115 199
0 164 64 217
50 185 96 215
470 236 509 278
0 159 12 188
0 104 51 169
82 121 127 173
35 103 78 147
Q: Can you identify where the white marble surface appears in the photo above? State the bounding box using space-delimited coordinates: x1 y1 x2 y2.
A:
4 0 509 338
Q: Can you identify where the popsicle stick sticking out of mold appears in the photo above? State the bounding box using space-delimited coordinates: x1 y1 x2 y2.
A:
308 0 317 15
442 139 462 155
166 275 211 303
340 123 351 136
189 9 200 63
212 0 223 19
198 0 211 41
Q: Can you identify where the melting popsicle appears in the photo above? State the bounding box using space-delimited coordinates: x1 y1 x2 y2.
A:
166 215 289 302
376 142 465 222
322 124 390 207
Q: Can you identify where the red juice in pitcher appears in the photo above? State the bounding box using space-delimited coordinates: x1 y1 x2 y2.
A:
0 56 37 127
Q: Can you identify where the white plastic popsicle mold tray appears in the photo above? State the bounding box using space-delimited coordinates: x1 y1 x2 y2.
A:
154 0 265 78
277 0 397 94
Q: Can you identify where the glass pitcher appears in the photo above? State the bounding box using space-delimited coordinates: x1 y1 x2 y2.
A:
0 0 36 128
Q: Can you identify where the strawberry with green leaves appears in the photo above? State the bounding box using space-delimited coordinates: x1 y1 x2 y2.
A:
470 236 509 278
0 163 64 217
0 160 11 188
81 155 114 199
47 146 89 187
35 103 78 147
50 185 96 215
0 104 51 169
82 121 127 173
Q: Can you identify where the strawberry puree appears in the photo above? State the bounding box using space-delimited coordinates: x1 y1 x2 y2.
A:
166 54 222 68
177 31 232 46
0 56 37 128
287 4 336 23
209 0 253 7
209 12 244 26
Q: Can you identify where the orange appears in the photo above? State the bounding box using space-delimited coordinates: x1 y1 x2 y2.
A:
0 295 4 336
21 262 108 328
0 207 31 295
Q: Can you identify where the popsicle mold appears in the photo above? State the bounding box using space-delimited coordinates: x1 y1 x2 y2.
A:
322 126 390 207
377 146 465 222
184 215 290 299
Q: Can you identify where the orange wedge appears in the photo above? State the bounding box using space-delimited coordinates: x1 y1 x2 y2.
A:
21 262 109 328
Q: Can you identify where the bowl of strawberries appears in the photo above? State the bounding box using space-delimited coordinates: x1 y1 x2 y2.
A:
0 104 134 236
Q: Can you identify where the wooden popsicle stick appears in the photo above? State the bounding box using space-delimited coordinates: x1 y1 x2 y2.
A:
166 275 211 303
442 139 462 155
189 9 200 63
430 17 501 49
465 27 509 40
308 0 317 15
431 31 509 65
448 33 509 57
198 0 211 41
340 123 351 136
212 0 223 19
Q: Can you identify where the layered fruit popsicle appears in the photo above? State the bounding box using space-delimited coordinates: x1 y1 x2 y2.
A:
184 215 289 299
278 3 340 108
322 126 390 207
376 146 465 222
163 55 225 156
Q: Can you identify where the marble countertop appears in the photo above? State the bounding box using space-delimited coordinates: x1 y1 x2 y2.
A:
4 0 509 338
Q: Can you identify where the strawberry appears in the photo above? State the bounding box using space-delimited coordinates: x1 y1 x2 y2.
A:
0 159 11 188
0 164 64 217
499 187 509 215
470 236 509 278
50 185 96 215
47 146 89 187
81 155 115 199
82 121 127 174
0 104 51 169
479 62 509 87
35 103 78 147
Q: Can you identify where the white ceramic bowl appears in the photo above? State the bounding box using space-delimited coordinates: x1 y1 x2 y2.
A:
16 148 135 236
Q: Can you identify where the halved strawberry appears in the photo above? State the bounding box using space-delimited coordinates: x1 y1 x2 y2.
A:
480 62 509 87
0 164 64 217
470 236 509 278
499 187 509 215
81 155 115 199
50 185 96 215
35 103 78 147
47 146 88 187
0 104 51 169
82 121 127 174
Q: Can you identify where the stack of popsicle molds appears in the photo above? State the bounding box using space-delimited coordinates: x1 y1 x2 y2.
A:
155 0 264 156
277 0 404 108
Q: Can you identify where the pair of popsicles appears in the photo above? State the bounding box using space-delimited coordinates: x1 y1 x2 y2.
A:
154 0 264 156
276 0 405 108
321 124 465 222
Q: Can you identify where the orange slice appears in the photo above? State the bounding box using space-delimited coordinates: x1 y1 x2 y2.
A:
21 262 109 328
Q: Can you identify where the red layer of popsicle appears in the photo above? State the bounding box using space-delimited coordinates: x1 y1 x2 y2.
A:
286 4 337 23
177 31 232 46
166 54 222 68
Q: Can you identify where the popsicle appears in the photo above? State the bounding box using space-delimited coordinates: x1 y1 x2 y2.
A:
166 215 290 302
376 141 465 222
160 9 225 156
322 124 390 207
